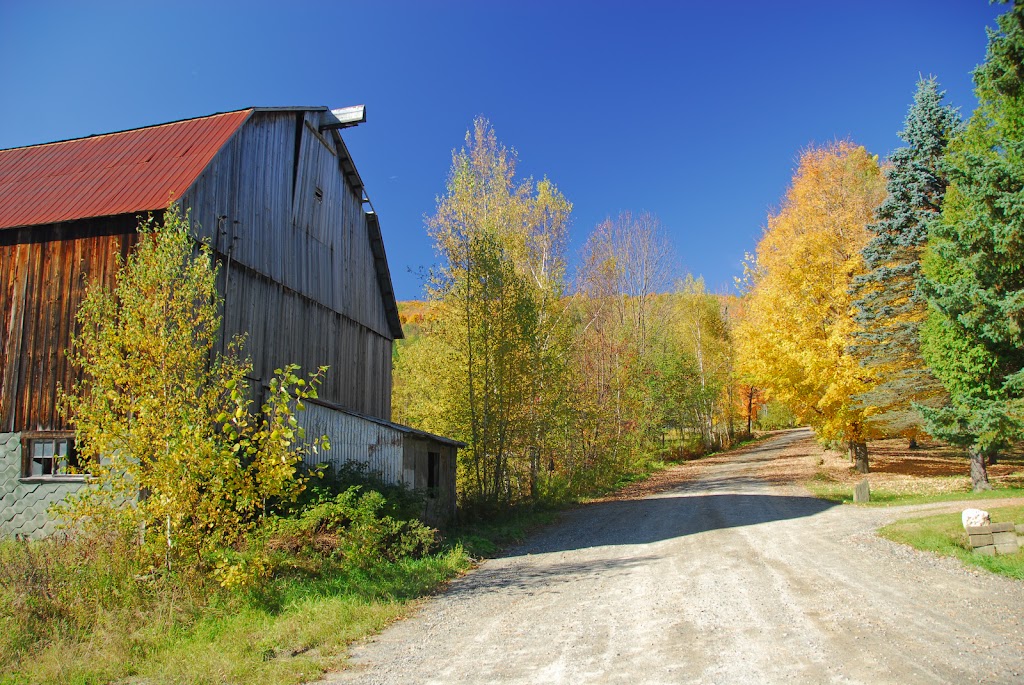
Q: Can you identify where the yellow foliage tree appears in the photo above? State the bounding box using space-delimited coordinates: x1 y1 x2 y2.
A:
736 142 885 471
419 118 573 509
61 209 327 564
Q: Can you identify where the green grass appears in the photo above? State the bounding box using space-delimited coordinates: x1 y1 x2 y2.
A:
878 505 1024 580
806 478 1024 507
447 508 560 558
0 549 470 685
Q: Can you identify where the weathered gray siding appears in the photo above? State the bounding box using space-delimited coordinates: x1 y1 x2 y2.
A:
403 437 458 525
178 110 395 419
0 433 84 538
296 403 459 527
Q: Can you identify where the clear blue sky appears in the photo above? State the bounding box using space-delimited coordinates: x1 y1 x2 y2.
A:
0 1 1005 300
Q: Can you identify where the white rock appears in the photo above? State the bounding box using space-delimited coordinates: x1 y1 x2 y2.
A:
962 508 990 530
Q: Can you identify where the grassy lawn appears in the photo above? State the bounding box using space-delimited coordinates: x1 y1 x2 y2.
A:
807 477 1024 506
878 505 1024 580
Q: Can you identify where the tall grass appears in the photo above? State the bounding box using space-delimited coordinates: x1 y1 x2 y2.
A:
0 486 471 685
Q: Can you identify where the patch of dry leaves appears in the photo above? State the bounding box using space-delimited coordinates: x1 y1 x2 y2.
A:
813 437 1024 496
593 430 1024 503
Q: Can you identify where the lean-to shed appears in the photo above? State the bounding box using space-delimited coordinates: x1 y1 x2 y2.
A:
0 107 459 535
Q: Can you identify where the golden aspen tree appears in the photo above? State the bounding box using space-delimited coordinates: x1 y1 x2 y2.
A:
421 118 572 510
736 142 886 472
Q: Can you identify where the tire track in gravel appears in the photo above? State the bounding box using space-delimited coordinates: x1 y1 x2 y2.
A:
314 427 1024 685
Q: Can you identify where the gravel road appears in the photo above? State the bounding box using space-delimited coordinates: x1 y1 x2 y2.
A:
317 428 1024 684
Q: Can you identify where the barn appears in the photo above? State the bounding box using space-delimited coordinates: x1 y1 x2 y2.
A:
0 106 460 536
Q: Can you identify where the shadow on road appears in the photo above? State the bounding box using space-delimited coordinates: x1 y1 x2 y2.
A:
447 555 658 598
508 492 836 556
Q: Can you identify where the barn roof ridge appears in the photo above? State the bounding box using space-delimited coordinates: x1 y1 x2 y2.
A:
0 107 344 152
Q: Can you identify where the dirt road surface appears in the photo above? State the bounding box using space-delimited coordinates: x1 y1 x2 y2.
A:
317 428 1024 684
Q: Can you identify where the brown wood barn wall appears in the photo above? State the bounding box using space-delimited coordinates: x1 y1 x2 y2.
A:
178 110 395 419
0 216 138 432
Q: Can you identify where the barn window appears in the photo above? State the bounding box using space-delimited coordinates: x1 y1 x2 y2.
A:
427 451 440 498
21 433 82 480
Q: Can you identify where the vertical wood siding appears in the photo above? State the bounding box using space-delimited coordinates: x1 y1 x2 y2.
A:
179 110 395 419
0 218 137 432
403 437 458 524
1 109 397 431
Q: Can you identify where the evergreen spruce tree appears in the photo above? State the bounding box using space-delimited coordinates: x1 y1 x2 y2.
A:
919 0 1024 490
851 78 961 446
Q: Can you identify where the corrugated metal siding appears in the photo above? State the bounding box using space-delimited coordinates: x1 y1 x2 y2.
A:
0 111 252 230
298 403 407 486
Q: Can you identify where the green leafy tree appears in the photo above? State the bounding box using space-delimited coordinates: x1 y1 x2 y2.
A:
851 78 961 445
920 1 1024 490
573 212 675 481
668 277 732 452
60 208 327 561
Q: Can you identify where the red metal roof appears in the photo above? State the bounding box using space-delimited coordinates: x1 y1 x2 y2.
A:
0 109 253 230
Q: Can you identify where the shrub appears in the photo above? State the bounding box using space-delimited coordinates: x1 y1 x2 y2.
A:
59 208 328 567
268 487 436 569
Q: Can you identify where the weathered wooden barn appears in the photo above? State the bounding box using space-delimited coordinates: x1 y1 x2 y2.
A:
0 107 459 536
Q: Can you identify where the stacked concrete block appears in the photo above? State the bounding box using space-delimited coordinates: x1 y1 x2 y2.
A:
966 522 1020 556
0 432 86 539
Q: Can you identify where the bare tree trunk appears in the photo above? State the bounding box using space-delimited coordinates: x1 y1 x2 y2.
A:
970 446 993 490
529 447 539 501
985 448 999 466
850 440 869 474
908 437 917 450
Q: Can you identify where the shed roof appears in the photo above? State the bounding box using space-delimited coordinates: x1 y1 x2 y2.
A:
310 398 466 448
0 109 253 230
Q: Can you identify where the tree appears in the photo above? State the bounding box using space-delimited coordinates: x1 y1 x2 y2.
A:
61 209 326 561
736 143 886 472
424 118 573 510
669 277 732 451
581 212 674 358
851 79 961 446
574 212 676 477
919 1 1024 490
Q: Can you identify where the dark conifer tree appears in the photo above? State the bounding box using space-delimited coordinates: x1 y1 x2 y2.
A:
851 79 961 445
920 0 1024 490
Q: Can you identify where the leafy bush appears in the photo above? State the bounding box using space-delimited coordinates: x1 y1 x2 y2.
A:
58 208 328 566
268 487 436 569
296 461 426 522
